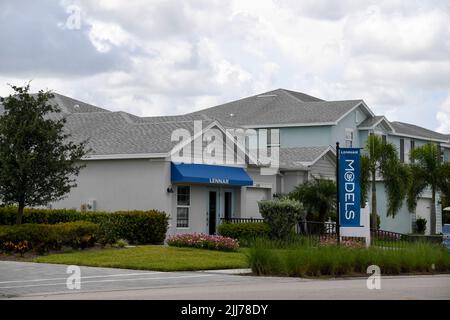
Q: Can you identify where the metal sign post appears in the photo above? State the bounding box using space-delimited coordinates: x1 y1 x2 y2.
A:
336 142 340 245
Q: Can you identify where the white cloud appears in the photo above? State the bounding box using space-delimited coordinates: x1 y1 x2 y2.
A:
0 0 448 132
437 95 450 133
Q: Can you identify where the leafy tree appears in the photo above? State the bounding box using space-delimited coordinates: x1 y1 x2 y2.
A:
0 84 87 224
360 135 411 229
407 143 450 234
289 178 336 222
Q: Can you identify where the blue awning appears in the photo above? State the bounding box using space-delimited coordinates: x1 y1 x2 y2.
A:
171 162 253 186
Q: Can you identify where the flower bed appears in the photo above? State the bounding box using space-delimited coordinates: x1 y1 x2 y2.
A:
319 237 365 248
167 233 239 252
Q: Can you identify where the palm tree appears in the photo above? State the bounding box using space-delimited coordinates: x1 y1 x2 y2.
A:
289 178 336 222
407 143 450 234
361 135 411 229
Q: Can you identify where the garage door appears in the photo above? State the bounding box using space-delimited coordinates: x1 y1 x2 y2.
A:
244 188 269 219
416 198 431 235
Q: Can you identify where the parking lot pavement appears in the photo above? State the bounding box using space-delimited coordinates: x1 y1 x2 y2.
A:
0 261 245 298
1 261 449 300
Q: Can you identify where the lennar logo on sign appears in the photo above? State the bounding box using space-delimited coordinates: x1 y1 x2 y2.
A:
339 148 361 227
209 178 229 184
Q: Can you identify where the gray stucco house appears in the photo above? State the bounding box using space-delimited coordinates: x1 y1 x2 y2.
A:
0 92 336 236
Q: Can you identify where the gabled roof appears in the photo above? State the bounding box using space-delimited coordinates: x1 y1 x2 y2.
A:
279 146 335 170
358 115 395 132
188 88 370 127
389 121 449 142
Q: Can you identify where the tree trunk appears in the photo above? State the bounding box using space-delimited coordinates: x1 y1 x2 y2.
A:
370 169 378 230
16 202 25 225
430 188 436 235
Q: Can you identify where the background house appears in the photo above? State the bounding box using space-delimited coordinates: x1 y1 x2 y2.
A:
188 89 450 234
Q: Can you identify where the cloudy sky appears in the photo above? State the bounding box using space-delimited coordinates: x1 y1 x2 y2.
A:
1 0 449 133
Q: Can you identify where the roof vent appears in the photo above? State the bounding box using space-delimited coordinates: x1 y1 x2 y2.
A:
229 113 235 117
73 104 80 109
256 94 277 98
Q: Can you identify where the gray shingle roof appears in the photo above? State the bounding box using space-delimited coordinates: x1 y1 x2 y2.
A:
0 93 110 116
279 146 333 170
358 116 385 128
64 112 216 155
390 121 449 142
188 88 363 127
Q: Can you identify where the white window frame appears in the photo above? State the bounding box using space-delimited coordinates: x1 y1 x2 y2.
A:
345 128 354 148
176 186 190 228
267 128 280 147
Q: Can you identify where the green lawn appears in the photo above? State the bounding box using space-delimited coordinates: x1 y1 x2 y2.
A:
35 245 249 271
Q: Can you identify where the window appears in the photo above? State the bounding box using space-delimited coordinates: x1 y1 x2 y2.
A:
399 138 412 163
404 139 411 163
410 140 415 163
176 186 190 228
267 129 280 147
400 139 404 163
345 128 354 148
382 135 387 144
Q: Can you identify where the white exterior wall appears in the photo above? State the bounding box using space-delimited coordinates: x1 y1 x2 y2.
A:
52 159 171 213
169 184 242 235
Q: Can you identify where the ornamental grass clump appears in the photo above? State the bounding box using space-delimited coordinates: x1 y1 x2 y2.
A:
167 233 239 252
248 240 450 277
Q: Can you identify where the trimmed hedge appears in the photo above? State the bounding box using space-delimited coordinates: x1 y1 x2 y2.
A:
0 221 99 253
258 199 303 239
0 207 82 225
0 207 169 245
218 222 269 243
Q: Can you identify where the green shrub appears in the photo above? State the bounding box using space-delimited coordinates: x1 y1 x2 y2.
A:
258 199 303 239
0 221 99 253
114 239 129 248
93 211 169 245
0 206 82 225
0 207 169 245
416 218 427 234
218 222 269 245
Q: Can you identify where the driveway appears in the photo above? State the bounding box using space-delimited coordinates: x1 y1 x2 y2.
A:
1 261 449 300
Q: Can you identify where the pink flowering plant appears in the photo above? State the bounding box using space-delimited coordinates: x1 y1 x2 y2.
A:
319 236 365 248
167 233 239 251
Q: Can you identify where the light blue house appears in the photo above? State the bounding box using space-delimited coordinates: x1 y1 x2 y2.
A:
189 89 450 234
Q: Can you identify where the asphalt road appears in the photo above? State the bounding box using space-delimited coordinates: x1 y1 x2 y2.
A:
0 261 449 300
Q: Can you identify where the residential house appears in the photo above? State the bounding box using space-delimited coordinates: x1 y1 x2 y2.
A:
1 90 448 235
188 89 450 234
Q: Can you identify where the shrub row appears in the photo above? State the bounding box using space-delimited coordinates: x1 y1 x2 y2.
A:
218 222 269 244
0 207 169 245
0 221 99 254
